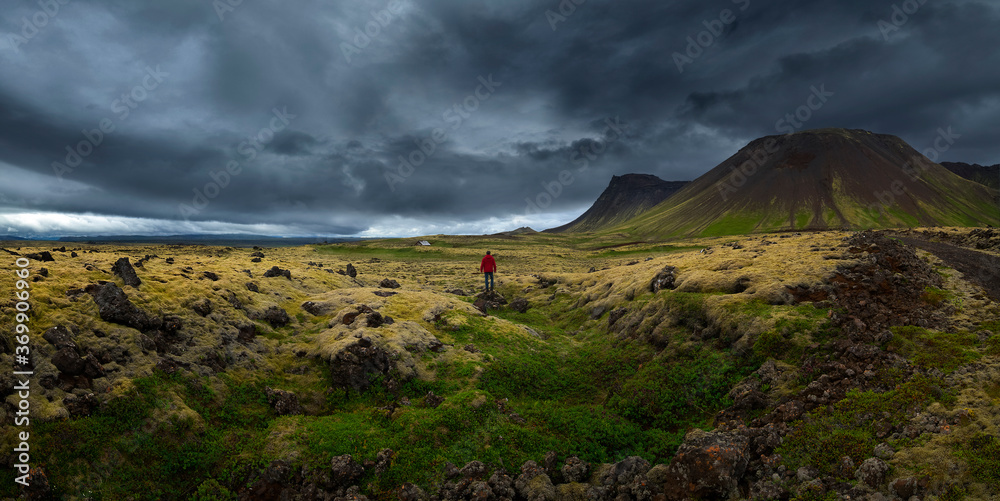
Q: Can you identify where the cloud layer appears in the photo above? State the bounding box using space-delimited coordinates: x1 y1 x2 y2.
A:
1 0 997 237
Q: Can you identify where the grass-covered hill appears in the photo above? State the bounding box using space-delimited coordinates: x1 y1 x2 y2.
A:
0 228 999 500
608 129 1000 239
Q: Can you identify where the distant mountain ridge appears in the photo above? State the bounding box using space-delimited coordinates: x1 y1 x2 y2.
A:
940 162 999 190
546 174 688 233
49 234 360 247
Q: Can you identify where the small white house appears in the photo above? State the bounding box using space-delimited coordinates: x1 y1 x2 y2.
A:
415 240 431 246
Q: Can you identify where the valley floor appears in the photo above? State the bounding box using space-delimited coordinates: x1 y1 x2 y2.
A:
0 228 998 500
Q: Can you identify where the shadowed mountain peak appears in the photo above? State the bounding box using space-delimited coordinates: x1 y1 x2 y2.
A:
546 174 689 233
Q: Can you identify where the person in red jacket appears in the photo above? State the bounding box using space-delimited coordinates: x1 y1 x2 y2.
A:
480 251 497 292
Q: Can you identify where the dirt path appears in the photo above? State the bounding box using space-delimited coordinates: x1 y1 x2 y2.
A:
897 236 1000 302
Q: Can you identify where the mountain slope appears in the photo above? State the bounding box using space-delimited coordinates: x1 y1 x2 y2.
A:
616 129 1000 238
546 174 688 233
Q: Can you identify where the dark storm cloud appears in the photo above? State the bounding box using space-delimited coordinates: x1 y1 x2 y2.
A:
1 0 997 237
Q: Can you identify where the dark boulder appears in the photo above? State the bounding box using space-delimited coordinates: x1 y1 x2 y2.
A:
891 477 921 499
265 387 303 416
379 278 401 289
81 353 105 378
366 312 385 328
328 339 391 393
63 393 99 417
263 266 292 279
87 282 162 331
561 457 589 483
660 429 749 500
855 458 889 488
343 305 375 325
112 257 141 287
260 306 291 327
42 326 77 350
203 271 220 281
246 282 259 293
236 323 257 343
397 483 427 501
346 263 358 278
191 298 212 316
423 391 445 408
25 251 55 262
301 301 328 316
608 307 627 326
330 455 365 488
473 291 507 313
598 456 652 500
51 348 86 375
650 265 677 292
515 461 555 501
508 297 530 313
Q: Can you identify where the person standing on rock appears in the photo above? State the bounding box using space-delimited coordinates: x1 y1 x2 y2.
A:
480 251 497 292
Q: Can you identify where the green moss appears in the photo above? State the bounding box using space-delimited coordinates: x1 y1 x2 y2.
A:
605 348 756 431
30 372 275 499
956 433 1000 484
700 211 764 237
920 286 952 307
795 209 812 228
586 244 705 259
777 377 951 476
887 326 980 372
986 336 1000 357
754 330 790 360
191 478 237 501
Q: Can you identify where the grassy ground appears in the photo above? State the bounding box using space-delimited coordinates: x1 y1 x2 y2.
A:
0 229 998 499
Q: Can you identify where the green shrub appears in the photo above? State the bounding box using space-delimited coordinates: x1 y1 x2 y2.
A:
605 349 754 431
888 326 980 372
778 377 949 476
957 433 1000 484
190 478 236 501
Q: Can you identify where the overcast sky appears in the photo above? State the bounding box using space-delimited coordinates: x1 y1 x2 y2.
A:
1 0 998 238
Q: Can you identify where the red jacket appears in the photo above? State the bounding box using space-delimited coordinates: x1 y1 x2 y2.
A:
480 254 497 273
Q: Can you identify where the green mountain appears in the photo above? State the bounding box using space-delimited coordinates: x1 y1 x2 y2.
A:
614 129 1000 238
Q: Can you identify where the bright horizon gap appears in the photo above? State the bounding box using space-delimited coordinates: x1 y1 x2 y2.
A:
0 207 591 239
